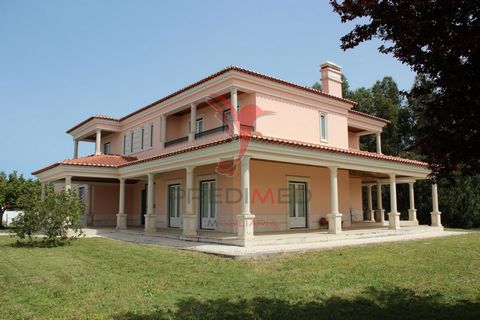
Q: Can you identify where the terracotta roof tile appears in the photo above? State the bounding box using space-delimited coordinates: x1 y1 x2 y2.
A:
67 66 365 133
32 134 428 176
348 109 390 123
32 154 137 175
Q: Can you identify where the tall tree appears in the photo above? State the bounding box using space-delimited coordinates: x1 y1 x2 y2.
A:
331 0 480 179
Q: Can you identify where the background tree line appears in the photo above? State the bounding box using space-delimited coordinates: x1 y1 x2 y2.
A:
314 74 480 228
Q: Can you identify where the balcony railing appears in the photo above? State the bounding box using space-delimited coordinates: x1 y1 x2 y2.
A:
195 125 227 139
164 136 188 148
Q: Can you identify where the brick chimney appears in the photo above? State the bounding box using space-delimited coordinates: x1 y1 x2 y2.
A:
320 61 343 98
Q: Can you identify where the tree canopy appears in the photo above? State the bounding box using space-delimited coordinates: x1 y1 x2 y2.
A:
331 0 480 179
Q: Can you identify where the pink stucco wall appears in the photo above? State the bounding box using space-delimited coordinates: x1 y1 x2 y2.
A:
254 93 349 148
86 161 363 232
249 160 361 232
348 131 360 150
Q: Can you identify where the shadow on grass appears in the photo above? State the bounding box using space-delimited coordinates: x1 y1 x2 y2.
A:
112 287 480 320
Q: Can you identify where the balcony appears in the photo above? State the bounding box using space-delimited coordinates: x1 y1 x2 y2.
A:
164 136 188 148
195 125 226 139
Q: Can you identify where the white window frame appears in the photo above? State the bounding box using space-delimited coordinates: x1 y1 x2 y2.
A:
286 176 311 229
150 124 153 147
130 131 134 153
103 142 111 155
320 112 328 142
123 135 127 155
165 178 183 228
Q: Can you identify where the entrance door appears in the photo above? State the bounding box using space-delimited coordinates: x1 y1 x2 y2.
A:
168 184 181 228
140 188 147 225
288 181 307 228
200 180 216 230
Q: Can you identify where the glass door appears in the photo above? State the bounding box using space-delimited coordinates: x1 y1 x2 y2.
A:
168 184 181 228
200 180 216 230
288 181 307 228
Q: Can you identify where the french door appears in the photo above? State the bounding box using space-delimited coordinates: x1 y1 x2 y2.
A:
200 180 216 230
288 181 308 228
168 184 181 228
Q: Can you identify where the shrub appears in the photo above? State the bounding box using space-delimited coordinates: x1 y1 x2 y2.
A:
12 185 84 246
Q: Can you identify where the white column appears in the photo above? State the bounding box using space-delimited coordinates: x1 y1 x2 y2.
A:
95 129 102 155
73 140 79 159
161 115 167 149
366 185 375 222
375 181 385 224
41 182 46 201
376 132 382 154
189 104 197 142
431 183 442 227
376 181 385 224
231 87 240 135
116 178 127 230
237 156 255 244
388 173 400 230
182 166 197 236
408 181 418 225
144 173 156 233
64 176 72 192
327 166 342 234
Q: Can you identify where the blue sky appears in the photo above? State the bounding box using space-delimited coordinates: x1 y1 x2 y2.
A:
0 0 416 178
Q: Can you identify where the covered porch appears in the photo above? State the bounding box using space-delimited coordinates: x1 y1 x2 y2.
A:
35 135 443 247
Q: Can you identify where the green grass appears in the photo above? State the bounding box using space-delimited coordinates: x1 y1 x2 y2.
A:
1 234 480 320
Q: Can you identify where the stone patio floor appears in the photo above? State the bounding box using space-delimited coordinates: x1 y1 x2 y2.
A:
81 227 468 259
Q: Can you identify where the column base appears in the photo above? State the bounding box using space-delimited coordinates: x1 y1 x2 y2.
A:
116 213 127 230
375 209 385 223
431 211 442 227
327 213 343 234
366 209 375 222
182 214 197 236
144 214 157 233
408 209 419 225
388 211 400 230
237 214 255 241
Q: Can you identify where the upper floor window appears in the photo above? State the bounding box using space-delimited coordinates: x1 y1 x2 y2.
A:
196 118 204 133
223 110 232 127
130 131 134 153
103 142 111 155
320 113 328 141
150 124 153 147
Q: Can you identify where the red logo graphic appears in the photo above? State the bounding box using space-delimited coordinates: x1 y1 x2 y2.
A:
206 94 274 176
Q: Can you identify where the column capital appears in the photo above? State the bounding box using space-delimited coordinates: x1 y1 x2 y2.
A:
328 166 339 172
147 172 155 180
185 166 195 174
240 155 252 163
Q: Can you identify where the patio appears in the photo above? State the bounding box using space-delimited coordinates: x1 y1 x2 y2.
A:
82 224 456 259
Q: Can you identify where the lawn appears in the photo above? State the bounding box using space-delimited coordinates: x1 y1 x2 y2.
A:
1 234 479 320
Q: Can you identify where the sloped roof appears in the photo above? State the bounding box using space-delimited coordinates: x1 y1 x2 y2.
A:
32 154 138 175
67 66 389 133
32 134 427 176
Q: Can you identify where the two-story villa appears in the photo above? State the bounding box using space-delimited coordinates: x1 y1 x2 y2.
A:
33 62 442 246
